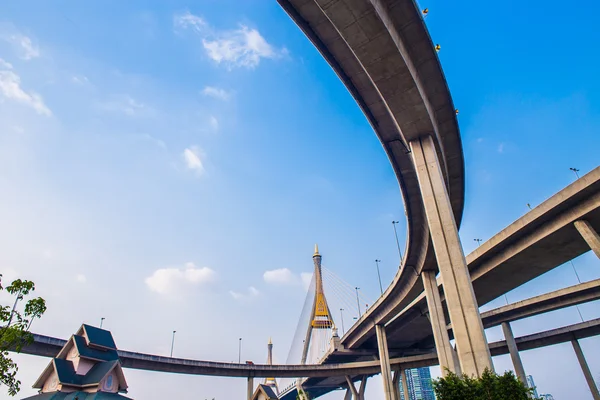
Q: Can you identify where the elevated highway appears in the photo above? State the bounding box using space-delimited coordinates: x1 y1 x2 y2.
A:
21 319 600 380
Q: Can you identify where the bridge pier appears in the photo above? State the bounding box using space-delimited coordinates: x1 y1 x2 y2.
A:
501 322 527 384
422 270 459 375
571 338 600 400
344 376 367 400
574 220 600 259
410 135 493 377
247 377 254 400
376 324 398 400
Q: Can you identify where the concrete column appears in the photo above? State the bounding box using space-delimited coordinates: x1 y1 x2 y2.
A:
376 324 398 400
501 322 527 384
345 376 358 400
571 339 600 400
410 136 493 377
247 377 254 400
358 376 367 400
575 220 600 259
401 369 410 400
422 270 458 375
344 387 352 400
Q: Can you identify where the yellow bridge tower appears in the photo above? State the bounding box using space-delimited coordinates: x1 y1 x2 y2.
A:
300 244 334 364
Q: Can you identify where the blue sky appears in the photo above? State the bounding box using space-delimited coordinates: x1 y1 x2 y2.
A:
0 0 599 399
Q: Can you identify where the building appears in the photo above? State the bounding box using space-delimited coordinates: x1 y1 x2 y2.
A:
23 324 131 400
527 375 539 398
399 367 436 400
539 395 555 400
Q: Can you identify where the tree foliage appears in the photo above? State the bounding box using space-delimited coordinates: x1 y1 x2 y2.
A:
0 275 47 396
433 368 540 400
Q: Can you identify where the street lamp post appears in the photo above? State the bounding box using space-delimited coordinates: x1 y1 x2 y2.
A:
474 238 482 247
392 221 403 263
375 259 383 295
355 287 362 317
170 330 176 357
339 308 345 335
570 167 580 179
100 317 105 329
238 338 242 363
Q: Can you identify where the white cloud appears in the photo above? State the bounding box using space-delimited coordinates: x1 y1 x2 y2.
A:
263 268 313 290
76 274 87 283
202 86 230 101
5 34 40 60
498 142 505 153
174 11 206 32
229 286 260 301
209 115 219 131
145 262 215 295
263 268 295 284
182 146 205 175
175 11 285 69
0 70 52 116
0 58 13 69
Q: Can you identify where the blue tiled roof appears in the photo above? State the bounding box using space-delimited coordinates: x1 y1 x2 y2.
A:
73 335 118 362
82 325 117 350
52 359 118 387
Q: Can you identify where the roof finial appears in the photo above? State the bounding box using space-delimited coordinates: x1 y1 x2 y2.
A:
268 337 272 345
313 244 320 257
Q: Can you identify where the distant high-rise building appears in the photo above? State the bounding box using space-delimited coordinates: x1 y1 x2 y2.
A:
398 367 436 400
527 375 539 398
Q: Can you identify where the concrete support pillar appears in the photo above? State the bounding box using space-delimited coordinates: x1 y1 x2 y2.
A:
410 135 493 377
571 339 600 400
401 369 410 400
358 376 367 400
376 324 398 400
501 322 527 384
344 387 352 400
422 270 458 375
345 376 359 400
247 377 254 400
575 220 600 259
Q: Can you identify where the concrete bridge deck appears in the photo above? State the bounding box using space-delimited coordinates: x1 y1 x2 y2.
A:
22 319 600 380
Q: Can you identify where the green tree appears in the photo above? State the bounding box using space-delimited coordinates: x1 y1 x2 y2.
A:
0 275 47 396
433 368 540 400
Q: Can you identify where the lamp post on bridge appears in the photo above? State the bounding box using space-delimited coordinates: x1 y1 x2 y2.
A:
355 287 362 317
238 338 242 363
392 221 403 263
170 330 176 357
474 238 482 247
570 167 580 179
100 317 105 329
375 259 383 295
339 308 345 335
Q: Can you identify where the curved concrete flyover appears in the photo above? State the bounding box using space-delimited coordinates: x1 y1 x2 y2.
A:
21 318 600 380
278 0 469 358
286 279 600 397
279 318 600 399
345 166 600 350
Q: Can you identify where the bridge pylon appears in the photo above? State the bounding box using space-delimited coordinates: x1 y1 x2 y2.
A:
300 244 334 364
